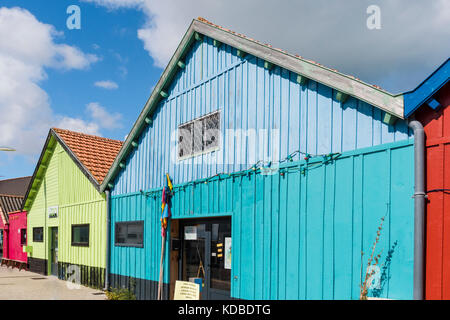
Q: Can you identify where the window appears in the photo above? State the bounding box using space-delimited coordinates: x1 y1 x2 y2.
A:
178 111 220 160
71 224 89 247
33 227 43 242
20 229 27 246
115 221 144 247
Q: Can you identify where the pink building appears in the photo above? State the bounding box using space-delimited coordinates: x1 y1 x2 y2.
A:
0 177 31 267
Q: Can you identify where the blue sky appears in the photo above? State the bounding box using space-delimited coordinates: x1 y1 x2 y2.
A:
0 0 161 179
0 0 449 180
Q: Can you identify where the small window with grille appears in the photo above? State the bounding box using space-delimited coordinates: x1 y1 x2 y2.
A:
178 110 220 160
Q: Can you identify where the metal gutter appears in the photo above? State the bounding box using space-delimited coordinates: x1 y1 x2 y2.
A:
408 120 426 300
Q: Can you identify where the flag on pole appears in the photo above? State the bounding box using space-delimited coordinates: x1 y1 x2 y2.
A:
161 174 173 237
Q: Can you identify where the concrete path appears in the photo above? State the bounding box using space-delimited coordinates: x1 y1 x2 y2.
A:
0 266 106 300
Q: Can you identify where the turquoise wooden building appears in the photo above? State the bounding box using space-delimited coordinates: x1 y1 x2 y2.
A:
101 18 415 300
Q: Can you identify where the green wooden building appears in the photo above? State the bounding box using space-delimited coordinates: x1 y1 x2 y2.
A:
23 128 122 289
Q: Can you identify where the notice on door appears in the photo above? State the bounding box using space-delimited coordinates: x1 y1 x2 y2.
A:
184 226 197 240
224 237 231 270
174 280 200 300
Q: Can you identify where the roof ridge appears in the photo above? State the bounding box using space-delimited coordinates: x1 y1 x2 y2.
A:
195 17 389 93
52 127 123 144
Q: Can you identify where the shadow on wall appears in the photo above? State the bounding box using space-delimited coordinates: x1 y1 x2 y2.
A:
370 240 399 298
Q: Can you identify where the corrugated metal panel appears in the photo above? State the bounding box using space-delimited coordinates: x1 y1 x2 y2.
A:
110 139 414 300
415 82 450 299
112 36 412 196
27 139 106 269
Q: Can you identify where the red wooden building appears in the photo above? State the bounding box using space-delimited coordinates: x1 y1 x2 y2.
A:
405 58 450 299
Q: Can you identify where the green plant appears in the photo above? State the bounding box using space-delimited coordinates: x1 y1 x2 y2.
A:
360 215 385 300
105 287 137 300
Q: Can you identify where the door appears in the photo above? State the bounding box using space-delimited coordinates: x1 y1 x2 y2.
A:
50 227 58 276
180 218 231 300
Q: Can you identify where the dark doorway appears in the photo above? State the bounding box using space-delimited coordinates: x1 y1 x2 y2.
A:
49 227 58 276
0 229 3 259
178 217 231 300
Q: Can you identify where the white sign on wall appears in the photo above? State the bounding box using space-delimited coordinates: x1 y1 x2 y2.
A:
184 226 197 240
48 206 58 219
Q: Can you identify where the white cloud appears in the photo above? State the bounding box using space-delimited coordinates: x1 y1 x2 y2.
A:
0 7 99 155
94 80 119 90
55 102 123 136
83 0 450 93
56 117 100 136
86 102 122 129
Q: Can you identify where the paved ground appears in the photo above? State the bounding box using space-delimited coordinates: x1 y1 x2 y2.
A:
0 266 106 300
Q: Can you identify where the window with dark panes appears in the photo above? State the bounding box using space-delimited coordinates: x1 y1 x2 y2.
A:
33 227 43 242
20 229 27 246
71 224 89 246
115 221 144 247
177 111 220 160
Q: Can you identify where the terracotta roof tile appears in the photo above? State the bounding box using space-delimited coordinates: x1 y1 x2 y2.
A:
52 128 123 184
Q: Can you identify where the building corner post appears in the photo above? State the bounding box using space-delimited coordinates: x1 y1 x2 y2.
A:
104 189 111 292
408 120 426 300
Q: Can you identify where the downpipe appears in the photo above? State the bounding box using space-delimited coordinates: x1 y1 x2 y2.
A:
408 120 426 300
104 189 111 292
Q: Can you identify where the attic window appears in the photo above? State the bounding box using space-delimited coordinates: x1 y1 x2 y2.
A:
178 111 220 160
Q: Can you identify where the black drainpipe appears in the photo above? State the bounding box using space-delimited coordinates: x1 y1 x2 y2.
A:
408 120 426 300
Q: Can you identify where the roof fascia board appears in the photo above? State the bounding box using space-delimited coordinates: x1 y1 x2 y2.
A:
100 20 198 192
193 20 404 118
404 59 449 118
22 130 54 211
100 18 405 191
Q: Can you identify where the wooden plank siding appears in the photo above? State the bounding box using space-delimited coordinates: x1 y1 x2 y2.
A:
110 140 415 300
111 35 411 196
415 82 450 299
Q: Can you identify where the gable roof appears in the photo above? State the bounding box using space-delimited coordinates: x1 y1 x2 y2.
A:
0 176 31 196
23 128 122 211
404 58 450 118
100 17 405 192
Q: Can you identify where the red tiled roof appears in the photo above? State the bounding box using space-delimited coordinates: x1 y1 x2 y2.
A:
196 17 387 92
52 128 123 184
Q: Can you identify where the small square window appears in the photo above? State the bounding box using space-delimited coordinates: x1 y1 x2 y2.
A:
115 221 144 247
33 227 43 242
71 224 89 247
